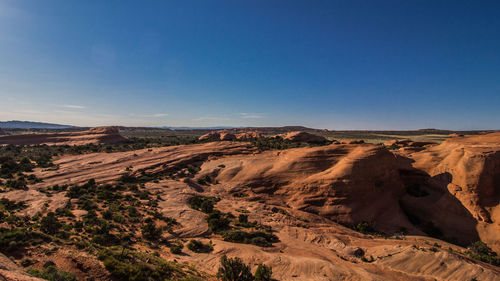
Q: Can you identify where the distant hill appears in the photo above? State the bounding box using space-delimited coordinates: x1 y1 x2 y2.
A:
0 120 73 129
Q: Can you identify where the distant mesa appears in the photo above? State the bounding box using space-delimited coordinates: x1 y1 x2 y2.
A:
282 131 327 143
0 126 127 146
0 120 72 129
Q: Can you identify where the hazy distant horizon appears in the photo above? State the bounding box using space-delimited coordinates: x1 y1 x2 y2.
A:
1 119 499 132
1 1 499 130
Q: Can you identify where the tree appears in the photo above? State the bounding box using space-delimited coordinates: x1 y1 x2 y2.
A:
142 222 163 241
254 264 273 281
216 255 253 281
40 212 61 235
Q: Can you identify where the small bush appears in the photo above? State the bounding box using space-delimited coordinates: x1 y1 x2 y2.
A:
28 265 77 281
186 239 213 253
169 242 183 254
254 264 273 281
206 212 231 233
40 212 62 235
142 222 163 241
217 255 254 281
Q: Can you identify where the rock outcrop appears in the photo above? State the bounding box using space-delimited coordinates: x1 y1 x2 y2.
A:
0 253 45 281
282 131 327 143
406 132 500 251
235 131 262 140
199 143 415 233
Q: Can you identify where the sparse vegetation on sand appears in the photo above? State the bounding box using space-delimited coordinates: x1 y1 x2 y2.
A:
217 255 275 281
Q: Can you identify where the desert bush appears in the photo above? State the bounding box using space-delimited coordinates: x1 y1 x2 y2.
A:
188 195 219 213
142 222 163 241
222 230 278 247
98 247 196 281
355 221 376 234
40 212 62 235
235 214 257 228
217 255 254 281
169 241 183 254
28 264 77 281
0 228 50 253
186 239 213 253
467 241 500 266
206 211 231 233
254 264 273 281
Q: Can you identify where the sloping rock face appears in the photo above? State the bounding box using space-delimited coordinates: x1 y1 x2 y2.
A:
408 132 500 251
0 253 44 281
0 126 127 146
385 138 437 154
198 132 221 141
219 132 236 141
282 131 327 143
199 143 415 233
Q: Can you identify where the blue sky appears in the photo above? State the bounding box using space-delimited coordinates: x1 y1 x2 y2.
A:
0 0 499 129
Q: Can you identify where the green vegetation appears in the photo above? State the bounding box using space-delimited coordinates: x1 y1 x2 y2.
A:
27 263 77 281
40 212 62 235
0 228 51 254
142 221 164 241
222 230 278 247
169 241 184 254
254 264 273 281
217 255 275 281
98 247 205 281
466 241 500 266
188 195 219 213
186 239 213 253
188 195 279 247
250 137 304 151
355 221 376 234
217 255 254 281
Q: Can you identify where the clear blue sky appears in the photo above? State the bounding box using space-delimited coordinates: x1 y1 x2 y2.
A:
1 0 499 129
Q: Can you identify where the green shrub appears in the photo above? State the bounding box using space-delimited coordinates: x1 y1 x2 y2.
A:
217 255 254 281
142 222 163 241
188 196 219 213
186 239 213 253
254 264 273 281
28 265 77 281
40 212 62 235
222 230 279 247
355 221 375 234
170 242 183 254
206 212 231 233
0 228 50 253
467 241 500 266
98 247 196 281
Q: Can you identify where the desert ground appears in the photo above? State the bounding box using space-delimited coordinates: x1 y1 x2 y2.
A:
0 127 499 281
